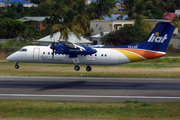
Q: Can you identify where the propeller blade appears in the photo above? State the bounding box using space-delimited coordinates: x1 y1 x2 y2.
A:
52 49 54 60
50 42 55 49
50 40 55 60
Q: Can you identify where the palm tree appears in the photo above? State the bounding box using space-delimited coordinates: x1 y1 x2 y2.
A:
74 0 90 34
23 25 42 41
134 14 151 33
49 0 79 40
121 0 138 19
87 0 115 20
171 17 180 31
50 0 89 41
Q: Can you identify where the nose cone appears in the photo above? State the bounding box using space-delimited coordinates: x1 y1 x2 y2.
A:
6 54 15 61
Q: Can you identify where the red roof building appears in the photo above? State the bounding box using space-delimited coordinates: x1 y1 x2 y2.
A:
164 12 175 19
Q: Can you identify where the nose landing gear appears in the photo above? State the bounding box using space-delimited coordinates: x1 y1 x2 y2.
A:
15 62 19 69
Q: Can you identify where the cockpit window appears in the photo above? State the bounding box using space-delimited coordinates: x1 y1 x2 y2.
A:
18 48 27 52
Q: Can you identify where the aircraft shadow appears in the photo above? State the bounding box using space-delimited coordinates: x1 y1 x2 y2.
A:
37 81 86 91
0 81 180 91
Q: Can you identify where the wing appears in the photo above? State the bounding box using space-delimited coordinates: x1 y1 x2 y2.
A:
58 40 86 51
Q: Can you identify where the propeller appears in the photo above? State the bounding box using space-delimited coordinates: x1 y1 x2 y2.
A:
50 39 55 60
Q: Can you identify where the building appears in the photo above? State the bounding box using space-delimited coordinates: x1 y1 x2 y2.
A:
175 10 180 18
0 0 5 8
90 19 179 48
91 32 109 45
90 20 134 45
143 19 178 35
114 2 124 14
0 0 37 7
38 32 92 46
17 16 49 30
90 20 134 35
91 19 178 35
164 12 175 20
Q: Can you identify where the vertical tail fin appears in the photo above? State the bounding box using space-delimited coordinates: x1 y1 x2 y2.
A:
140 21 175 52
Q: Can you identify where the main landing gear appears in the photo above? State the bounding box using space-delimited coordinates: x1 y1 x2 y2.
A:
74 65 92 72
74 65 80 71
72 58 92 72
15 62 19 69
86 66 92 72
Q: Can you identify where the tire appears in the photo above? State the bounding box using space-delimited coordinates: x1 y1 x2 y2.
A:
74 65 80 71
86 66 92 72
15 65 19 69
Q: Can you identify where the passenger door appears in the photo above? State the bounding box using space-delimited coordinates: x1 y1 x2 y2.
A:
33 48 40 61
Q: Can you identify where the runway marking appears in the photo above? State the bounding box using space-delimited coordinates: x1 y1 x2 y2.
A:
0 94 180 99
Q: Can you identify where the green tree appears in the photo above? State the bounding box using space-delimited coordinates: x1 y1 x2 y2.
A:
101 24 149 46
84 28 94 38
50 0 79 40
171 17 180 31
86 0 115 20
121 0 139 19
30 0 42 4
73 0 90 34
134 14 151 34
32 3 53 16
49 0 89 40
23 25 42 41
2 3 20 19
0 18 26 38
144 3 164 19
142 0 179 12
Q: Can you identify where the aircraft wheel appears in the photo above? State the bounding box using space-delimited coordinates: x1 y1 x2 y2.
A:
15 64 19 69
86 66 92 72
74 65 80 71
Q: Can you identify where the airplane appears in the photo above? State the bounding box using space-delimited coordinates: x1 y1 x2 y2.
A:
6 21 175 72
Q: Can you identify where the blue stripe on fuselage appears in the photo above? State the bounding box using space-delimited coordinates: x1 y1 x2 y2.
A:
54 44 97 55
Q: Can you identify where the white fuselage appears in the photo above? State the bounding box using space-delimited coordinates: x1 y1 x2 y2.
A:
6 46 131 65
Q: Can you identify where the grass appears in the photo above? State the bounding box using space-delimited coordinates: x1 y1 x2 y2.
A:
0 100 180 120
1 58 180 77
0 58 180 120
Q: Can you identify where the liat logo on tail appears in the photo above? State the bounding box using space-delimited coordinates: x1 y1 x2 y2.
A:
147 32 168 43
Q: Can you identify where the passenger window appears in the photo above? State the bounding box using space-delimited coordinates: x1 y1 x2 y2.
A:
95 54 97 56
105 54 107 57
48 52 50 55
101 54 103 57
43 52 45 54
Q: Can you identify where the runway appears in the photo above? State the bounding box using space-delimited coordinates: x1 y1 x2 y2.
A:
0 76 180 102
